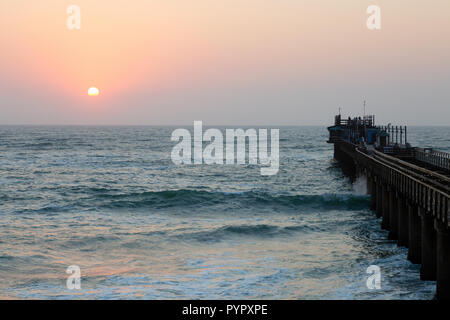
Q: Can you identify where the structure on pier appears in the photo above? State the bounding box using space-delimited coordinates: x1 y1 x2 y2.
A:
327 114 450 300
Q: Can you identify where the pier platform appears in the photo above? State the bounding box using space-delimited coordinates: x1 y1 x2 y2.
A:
328 114 450 300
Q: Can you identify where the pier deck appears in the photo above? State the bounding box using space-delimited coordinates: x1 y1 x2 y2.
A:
327 114 450 300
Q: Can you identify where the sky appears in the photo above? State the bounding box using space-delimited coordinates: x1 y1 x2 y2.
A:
1 0 449 125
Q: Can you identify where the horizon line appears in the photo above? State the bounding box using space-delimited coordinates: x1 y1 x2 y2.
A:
0 123 449 127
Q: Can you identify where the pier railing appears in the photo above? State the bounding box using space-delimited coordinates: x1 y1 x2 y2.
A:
329 116 450 299
334 114 375 127
415 148 450 171
372 150 450 192
356 148 449 228
376 125 408 145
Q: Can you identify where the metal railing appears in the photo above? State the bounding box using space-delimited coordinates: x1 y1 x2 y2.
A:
415 148 450 172
355 148 449 227
334 115 375 127
372 150 450 193
377 125 408 145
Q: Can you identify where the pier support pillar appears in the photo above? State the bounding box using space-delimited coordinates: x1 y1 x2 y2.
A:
407 204 421 264
388 189 398 240
375 183 382 218
420 209 437 281
397 197 409 247
370 177 376 211
334 144 340 161
435 220 450 300
381 185 390 230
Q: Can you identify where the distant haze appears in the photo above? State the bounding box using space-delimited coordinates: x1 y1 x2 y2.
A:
1 0 449 126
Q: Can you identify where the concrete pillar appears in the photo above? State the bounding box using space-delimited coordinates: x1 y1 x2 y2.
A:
370 177 376 211
381 185 390 230
407 204 421 264
388 189 398 240
367 175 372 195
397 197 409 247
420 209 437 281
376 183 382 218
435 220 450 300
334 144 340 160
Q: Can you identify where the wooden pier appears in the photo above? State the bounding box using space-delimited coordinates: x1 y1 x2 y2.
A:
327 115 450 300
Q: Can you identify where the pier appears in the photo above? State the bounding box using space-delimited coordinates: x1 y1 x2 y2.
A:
327 114 450 300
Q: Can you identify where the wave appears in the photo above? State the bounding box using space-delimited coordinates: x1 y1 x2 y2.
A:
177 224 317 242
97 189 370 211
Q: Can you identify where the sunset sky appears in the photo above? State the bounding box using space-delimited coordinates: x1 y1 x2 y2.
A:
1 0 449 125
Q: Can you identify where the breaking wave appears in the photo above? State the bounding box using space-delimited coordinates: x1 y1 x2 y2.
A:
95 189 370 211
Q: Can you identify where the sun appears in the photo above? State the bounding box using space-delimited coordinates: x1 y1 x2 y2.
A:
88 87 99 96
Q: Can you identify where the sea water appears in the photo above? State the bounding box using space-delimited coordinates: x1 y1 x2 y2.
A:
0 126 448 299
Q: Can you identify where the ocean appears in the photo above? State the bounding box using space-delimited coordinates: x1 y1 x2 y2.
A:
0 125 448 299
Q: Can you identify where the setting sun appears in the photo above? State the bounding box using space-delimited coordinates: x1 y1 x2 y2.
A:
88 87 99 96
